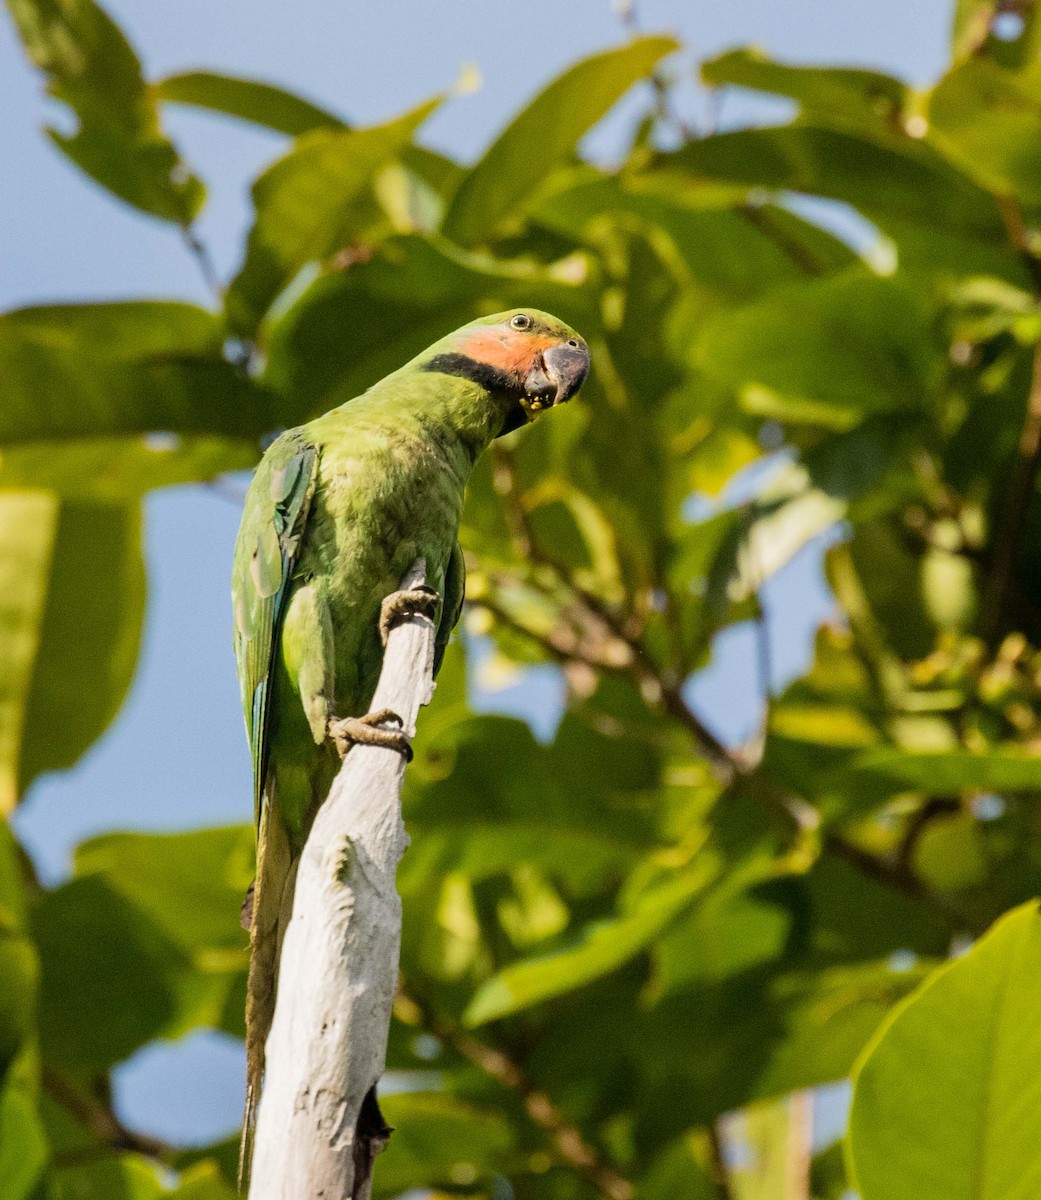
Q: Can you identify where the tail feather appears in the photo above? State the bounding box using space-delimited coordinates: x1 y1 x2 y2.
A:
238 794 293 1189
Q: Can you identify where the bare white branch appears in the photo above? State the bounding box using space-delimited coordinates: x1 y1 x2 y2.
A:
248 559 436 1200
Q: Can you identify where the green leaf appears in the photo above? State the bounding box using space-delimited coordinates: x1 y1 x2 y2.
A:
702 47 909 132
2 301 223 359
930 61 1041 202
6 0 203 221
157 71 344 137
167 1161 238 1200
638 1131 716 1200
534 172 855 296
697 272 933 428
48 1154 164 1200
852 746 1041 794
950 1 1041 67
0 1080 47 1200
848 901 1041 1200
639 958 930 1140
17 500 145 796
463 868 710 1025
224 99 440 335
651 123 1022 281
0 317 278 446
372 1092 514 1198
0 438 257 500
0 933 37 1091
0 496 142 809
441 36 678 246
31 876 185 1072
727 1098 799 1200
74 826 253 956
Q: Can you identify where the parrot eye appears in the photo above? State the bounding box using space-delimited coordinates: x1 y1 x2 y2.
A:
510 314 533 330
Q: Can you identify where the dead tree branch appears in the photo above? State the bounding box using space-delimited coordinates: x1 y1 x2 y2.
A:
248 560 436 1200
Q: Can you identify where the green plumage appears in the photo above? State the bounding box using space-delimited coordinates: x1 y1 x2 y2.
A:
231 308 587 1165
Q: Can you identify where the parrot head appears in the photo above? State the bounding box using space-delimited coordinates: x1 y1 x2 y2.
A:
422 309 590 433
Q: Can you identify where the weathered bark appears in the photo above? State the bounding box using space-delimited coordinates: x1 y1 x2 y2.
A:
248 560 435 1200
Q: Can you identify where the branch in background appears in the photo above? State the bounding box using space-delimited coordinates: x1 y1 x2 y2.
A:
736 205 827 278
612 0 693 141
43 1068 171 1164
986 337 1041 647
986 195 1041 646
997 194 1041 295
707 1122 735 1200
398 986 636 1200
179 224 223 302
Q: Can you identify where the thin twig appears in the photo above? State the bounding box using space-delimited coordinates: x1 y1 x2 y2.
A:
180 224 223 302
737 205 826 277
43 1068 171 1162
400 986 635 1200
707 1122 735 1200
613 0 692 141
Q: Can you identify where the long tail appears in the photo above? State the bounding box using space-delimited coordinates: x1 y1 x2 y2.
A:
238 795 293 1189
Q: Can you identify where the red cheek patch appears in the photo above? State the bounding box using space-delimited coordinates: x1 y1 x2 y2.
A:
458 329 557 380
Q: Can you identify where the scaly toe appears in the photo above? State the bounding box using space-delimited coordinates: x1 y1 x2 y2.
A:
379 586 440 646
328 713 414 762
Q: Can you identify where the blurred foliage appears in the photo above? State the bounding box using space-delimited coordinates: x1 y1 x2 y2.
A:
5 0 1041 1195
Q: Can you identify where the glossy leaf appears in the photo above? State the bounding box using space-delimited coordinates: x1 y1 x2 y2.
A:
697 272 932 428
224 99 440 334
6 0 203 220
849 902 1041 1200
930 60 1041 202
464 868 716 1025
702 47 909 131
0 319 278 445
17 501 145 797
73 826 254 955
652 124 1016 283
0 1080 46 1200
371 1092 514 1198
157 70 344 136
442 36 678 245
32 875 180 1071
0 496 145 809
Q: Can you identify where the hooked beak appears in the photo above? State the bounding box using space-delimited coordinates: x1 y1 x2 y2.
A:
522 339 590 418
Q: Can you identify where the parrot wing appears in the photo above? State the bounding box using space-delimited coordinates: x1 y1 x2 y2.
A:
435 539 466 675
232 429 319 828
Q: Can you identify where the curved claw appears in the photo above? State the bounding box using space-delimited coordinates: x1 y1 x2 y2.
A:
329 709 413 762
379 585 439 646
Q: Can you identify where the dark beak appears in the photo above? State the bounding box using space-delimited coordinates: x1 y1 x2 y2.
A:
523 340 590 415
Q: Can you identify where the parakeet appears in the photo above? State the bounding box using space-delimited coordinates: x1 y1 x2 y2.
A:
231 308 589 1162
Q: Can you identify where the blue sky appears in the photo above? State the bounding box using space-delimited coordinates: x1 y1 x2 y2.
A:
2 0 953 1153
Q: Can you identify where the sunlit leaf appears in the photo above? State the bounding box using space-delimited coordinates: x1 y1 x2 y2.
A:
0 1079 46 1200
442 36 678 246
849 902 1041 1200
702 47 909 132
157 70 344 137
224 99 440 335
372 1092 515 1198
697 272 933 428
930 60 1041 202
6 0 203 220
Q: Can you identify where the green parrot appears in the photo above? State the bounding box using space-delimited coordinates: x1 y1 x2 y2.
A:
231 308 589 1156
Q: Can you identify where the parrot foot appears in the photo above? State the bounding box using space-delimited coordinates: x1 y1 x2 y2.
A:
329 709 413 762
379 585 439 646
